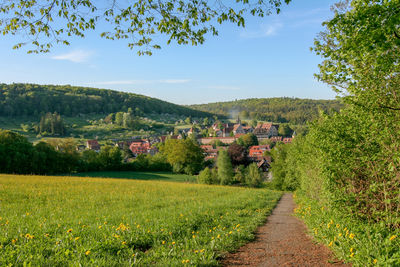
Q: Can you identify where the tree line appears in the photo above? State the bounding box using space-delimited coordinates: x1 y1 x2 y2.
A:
190 97 343 124
0 83 211 118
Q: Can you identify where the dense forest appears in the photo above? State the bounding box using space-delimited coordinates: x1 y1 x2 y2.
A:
0 83 211 118
190 98 344 124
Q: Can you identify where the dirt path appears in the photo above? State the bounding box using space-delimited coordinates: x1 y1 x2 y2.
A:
222 193 349 267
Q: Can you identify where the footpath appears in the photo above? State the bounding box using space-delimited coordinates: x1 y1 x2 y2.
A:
222 193 350 266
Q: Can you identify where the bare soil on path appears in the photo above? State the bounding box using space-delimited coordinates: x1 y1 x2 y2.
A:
222 193 350 267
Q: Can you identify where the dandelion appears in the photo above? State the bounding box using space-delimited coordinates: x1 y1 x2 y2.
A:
11 239 17 244
132 253 135 257
98 225 102 229
328 241 333 247
172 241 175 245
113 234 120 238
162 241 166 245
229 231 232 234
192 235 196 239
349 233 355 239
217 234 220 238
67 229 72 233
336 224 340 228
373 259 378 264
85 250 91 255
25 234 34 239
338 233 342 237
75 237 80 241
350 248 354 253
389 235 397 241
350 253 354 258
122 241 126 245
44 234 49 237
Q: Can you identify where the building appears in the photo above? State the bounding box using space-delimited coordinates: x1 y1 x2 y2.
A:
253 123 279 140
248 145 271 161
199 137 236 145
86 140 100 151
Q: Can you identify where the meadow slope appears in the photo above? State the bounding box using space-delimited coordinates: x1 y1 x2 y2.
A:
0 175 281 266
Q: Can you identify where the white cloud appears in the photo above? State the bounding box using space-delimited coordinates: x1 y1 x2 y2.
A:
240 22 283 39
160 79 191 84
51 49 94 63
207 85 240 91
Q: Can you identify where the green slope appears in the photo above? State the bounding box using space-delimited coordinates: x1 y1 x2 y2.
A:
189 97 344 124
0 83 211 118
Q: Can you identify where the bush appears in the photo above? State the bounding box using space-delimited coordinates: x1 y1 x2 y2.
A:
217 150 234 185
197 167 213 184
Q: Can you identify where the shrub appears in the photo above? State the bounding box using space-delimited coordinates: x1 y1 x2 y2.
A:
246 163 263 188
197 167 213 184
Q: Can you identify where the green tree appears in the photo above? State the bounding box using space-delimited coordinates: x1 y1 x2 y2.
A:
0 1 291 55
160 138 204 175
278 124 293 137
237 133 258 148
246 163 263 188
217 150 234 185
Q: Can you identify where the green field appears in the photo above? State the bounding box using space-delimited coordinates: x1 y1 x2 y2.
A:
70 171 197 183
0 175 281 266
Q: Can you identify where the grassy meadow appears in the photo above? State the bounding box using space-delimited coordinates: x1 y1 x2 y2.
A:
0 174 281 266
69 171 197 183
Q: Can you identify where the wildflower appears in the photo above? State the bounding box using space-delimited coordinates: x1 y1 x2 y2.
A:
373 259 378 264
195 250 198 253
350 253 354 258
113 234 120 238
67 229 72 233
11 239 17 244
349 233 355 239
44 234 49 237
217 234 220 238
338 233 342 237
172 241 176 245
75 237 80 241
132 253 135 257
25 234 34 239
162 241 166 245
328 241 333 247
350 248 354 253
122 241 126 245
85 250 91 255
209 229 212 233
98 225 102 229
229 231 232 234
389 235 397 241
192 235 196 239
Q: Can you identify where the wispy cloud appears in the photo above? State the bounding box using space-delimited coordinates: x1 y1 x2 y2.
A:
51 49 94 63
160 79 191 84
240 22 283 39
207 85 240 91
87 79 191 86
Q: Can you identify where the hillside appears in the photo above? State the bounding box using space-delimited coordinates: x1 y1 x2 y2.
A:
190 98 344 124
0 83 211 118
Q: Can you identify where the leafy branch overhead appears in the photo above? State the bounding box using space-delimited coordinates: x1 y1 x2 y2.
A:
0 0 291 55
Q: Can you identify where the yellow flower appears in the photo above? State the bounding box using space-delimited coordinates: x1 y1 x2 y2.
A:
336 224 340 228
25 234 34 239
373 259 378 264
350 248 354 253
338 233 342 237
349 233 355 239
98 225 102 229
11 239 17 244
132 253 135 257
67 229 72 233
44 234 49 237
75 237 80 241
192 235 196 239
217 234 220 238
162 241 166 245
229 231 232 234
122 241 126 245
328 241 333 247
172 241 176 245
350 253 354 258
389 235 397 241
85 250 91 255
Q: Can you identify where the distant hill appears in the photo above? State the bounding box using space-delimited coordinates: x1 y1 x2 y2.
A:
189 98 344 124
0 83 211 118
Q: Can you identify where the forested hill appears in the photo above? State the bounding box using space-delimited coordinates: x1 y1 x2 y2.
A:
0 83 211 118
190 98 344 124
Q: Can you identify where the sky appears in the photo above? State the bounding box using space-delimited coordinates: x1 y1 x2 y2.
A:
0 0 339 105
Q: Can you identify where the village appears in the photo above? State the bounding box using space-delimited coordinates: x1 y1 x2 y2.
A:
82 118 294 172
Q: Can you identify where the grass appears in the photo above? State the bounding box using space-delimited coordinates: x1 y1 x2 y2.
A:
0 174 282 266
69 171 197 183
294 193 400 266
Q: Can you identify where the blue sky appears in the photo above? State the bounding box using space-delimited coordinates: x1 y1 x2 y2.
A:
0 0 338 105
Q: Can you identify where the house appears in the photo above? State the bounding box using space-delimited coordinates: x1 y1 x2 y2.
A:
232 124 246 135
257 159 270 172
248 145 271 161
283 137 293 144
129 139 153 156
86 140 100 151
270 136 283 143
242 126 254 133
253 123 279 140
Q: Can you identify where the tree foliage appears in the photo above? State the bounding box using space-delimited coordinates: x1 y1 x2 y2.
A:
0 83 211 118
0 0 290 55
160 138 204 175
191 97 343 124
217 149 234 185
